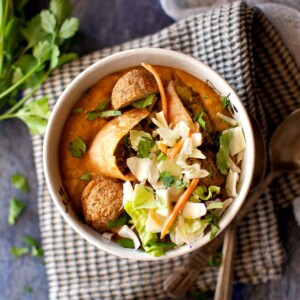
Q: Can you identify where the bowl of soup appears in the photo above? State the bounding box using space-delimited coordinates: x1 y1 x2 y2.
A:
43 48 255 260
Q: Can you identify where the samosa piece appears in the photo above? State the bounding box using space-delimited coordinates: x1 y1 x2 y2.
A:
88 108 149 181
111 69 159 109
166 80 199 133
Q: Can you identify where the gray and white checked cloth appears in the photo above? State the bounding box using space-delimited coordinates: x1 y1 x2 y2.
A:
31 2 300 299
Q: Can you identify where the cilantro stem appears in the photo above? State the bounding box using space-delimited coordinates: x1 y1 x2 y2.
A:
0 62 43 100
0 0 9 75
0 69 51 119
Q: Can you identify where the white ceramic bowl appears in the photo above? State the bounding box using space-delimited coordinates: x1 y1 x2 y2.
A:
43 48 255 260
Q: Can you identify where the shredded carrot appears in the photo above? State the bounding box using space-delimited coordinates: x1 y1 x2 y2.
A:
141 62 168 123
150 209 161 227
168 138 185 161
160 178 200 239
159 142 168 155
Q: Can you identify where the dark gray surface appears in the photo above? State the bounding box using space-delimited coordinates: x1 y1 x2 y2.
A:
0 1 299 300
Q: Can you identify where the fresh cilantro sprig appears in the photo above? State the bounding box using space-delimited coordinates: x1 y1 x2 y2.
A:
68 137 86 158
11 173 29 192
0 0 80 135
221 95 232 109
132 94 155 108
137 137 155 158
160 171 188 190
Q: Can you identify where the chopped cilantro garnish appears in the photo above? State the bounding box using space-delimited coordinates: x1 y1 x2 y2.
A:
221 95 232 109
31 246 44 257
68 137 86 158
23 236 43 256
8 197 25 226
107 212 130 229
137 137 155 158
116 238 135 248
86 110 121 120
95 98 110 111
23 236 38 246
132 94 156 108
160 171 188 190
79 171 91 181
71 108 84 114
205 212 220 239
11 174 29 192
10 247 29 257
196 111 206 130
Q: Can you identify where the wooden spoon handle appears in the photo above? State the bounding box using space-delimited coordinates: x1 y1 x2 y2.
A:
163 232 225 298
214 219 237 300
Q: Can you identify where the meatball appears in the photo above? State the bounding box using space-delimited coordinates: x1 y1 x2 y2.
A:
111 69 159 109
81 177 123 231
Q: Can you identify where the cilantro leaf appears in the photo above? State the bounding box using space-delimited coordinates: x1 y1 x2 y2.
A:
107 212 130 229
205 213 220 239
132 94 155 108
216 131 231 175
10 247 29 257
15 97 51 135
160 171 187 190
68 137 86 158
58 17 79 39
11 173 29 192
50 45 60 70
32 246 44 257
40 10 57 34
79 171 91 181
137 137 155 158
23 286 32 293
86 110 121 120
33 40 51 62
95 99 110 111
23 236 38 246
8 197 25 225
116 238 135 249
57 52 78 67
50 0 72 25
196 111 206 130
72 108 83 114
221 95 232 109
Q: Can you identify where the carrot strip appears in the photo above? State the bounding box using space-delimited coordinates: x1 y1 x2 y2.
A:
160 178 200 239
159 142 168 155
168 138 185 161
150 210 161 227
141 62 168 123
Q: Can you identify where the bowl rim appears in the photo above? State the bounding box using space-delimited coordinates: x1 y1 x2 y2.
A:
43 47 255 260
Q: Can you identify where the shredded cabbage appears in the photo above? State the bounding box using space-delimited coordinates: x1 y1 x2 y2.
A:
133 184 156 209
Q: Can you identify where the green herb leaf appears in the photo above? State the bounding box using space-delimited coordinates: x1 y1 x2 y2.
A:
132 94 155 108
221 95 232 109
50 45 60 69
205 213 220 239
15 97 51 135
71 108 83 114
216 131 231 175
11 173 29 192
10 247 29 257
137 137 155 158
68 137 86 158
23 236 38 246
33 40 51 62
57 52 78 67
50 0 72 25
58 17 79 39
40 10 57 34
160 171 188 190
86 110 121 120
95 99 110 111
8 197 25 225
12 67 23 85
23 286 32 293
207 202 224 210
79 171 91 181
107 212 131 229
196 111 206 130
31 246 44 257
116 238 135 249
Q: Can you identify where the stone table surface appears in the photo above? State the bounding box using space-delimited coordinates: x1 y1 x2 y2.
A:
0 1 299 300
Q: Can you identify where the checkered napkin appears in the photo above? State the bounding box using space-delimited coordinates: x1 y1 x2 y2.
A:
32 1 300 299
